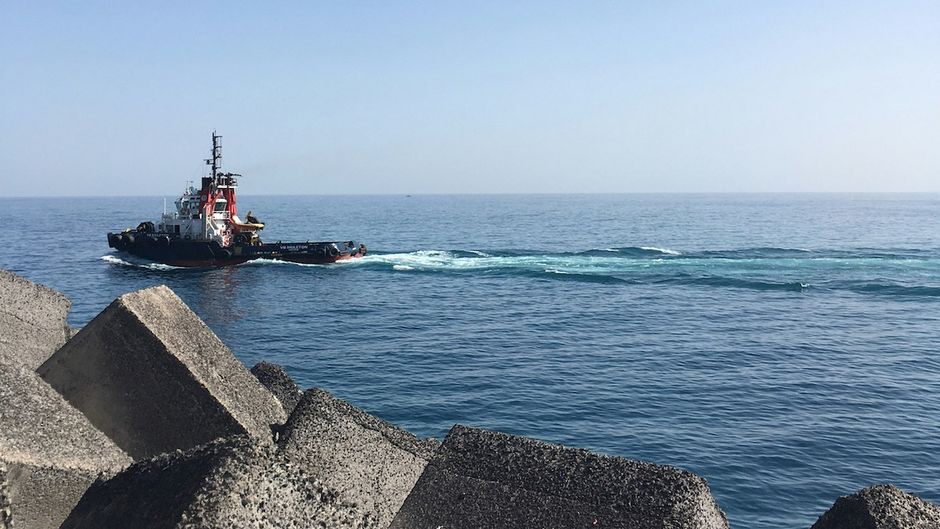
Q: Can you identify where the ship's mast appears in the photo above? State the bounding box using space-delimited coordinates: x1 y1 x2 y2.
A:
208 131 222 182
199 131 221 209
198 130 240 223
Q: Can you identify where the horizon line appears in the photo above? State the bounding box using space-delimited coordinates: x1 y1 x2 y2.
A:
4 190 940 199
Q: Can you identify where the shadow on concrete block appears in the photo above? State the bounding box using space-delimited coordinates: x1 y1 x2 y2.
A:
250 361 302 416
810 484 940 529
279 388 439 529
0 362 131 529
389 424 729 529
37 285 286 460
61 435 376 529
0 269 71 370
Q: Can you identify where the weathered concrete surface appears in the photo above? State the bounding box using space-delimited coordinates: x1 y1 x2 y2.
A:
61 435 376 529
0 361 131 529
390 424 729 529
280 388 438 529
250 361 302 415
37 285 287 460
1 463 10 529
811 484 940 529
0 269 71 369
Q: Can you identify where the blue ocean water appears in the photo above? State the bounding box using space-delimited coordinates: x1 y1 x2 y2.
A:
2 193 940 528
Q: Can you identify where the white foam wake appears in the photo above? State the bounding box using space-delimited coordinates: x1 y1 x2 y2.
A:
640 246 682 256
357 250 649 275
100 255 181 271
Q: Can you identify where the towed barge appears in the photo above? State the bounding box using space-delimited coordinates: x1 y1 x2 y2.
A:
108 132 366 267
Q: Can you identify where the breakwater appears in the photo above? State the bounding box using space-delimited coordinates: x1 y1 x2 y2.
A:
1 267 938 529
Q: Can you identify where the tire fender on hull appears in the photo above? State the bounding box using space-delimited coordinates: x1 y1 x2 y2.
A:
209 241 232 260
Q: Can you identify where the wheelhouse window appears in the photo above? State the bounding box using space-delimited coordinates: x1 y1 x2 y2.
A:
214 200 228 212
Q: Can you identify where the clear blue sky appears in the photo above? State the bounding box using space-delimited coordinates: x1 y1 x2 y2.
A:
2 1 938 196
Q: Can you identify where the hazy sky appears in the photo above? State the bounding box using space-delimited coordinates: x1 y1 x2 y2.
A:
2 1 938 196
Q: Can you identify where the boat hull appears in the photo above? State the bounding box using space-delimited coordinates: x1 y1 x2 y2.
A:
107 233 364 268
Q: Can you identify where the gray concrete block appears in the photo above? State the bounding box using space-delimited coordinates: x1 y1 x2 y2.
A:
0 269 71 369
61 435 376 529
250 361 302 415
389 424 729 529
0 361 131 529
811 484 940 529
279 389 438 529
37 285 287 460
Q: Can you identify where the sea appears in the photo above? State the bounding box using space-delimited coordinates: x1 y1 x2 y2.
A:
2 193 939 529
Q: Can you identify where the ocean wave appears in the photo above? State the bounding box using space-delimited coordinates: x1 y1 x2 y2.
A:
662 274 809 292
845 282 940 298
570 247 682 258
639 246 683 256
697 247 815 259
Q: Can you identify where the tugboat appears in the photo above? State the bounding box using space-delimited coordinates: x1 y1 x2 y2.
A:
107 132 367 267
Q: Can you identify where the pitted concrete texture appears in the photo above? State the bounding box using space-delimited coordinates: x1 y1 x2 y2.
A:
0 269 71 369
389 424 730 529
38 285 287 460
1 464 10 529
811 484 940 529
279 388 439 529
250 361 302 415
0 362 131 529
61 435 376 529
5 464 102 529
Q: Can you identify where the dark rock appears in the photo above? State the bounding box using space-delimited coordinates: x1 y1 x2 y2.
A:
37 285 287 460
811 484 940 529
389 424 729 529
0 269 71 369
279 388 438 528
61 435 376 529
0 361 131 529
250 361 302 415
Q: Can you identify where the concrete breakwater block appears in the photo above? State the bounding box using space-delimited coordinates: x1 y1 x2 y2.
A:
389 425 729 529
279 388 439 529
0 362 131 529
811 484 940 529
37 285 287 460
250 361 302 415
0 269 71 369
61 435 376 529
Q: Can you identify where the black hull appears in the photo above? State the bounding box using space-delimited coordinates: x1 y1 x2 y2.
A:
107 233 364 267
